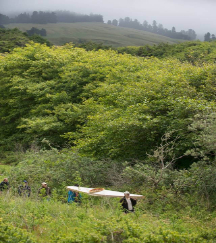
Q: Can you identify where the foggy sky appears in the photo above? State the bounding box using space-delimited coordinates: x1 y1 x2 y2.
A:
1 0 215 34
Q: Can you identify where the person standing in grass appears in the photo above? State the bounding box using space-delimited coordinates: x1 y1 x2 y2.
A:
18 180 31 197
68 190 81 203
68 184 81 203
0 178 9 192
120 191 137 213
38 182 51 197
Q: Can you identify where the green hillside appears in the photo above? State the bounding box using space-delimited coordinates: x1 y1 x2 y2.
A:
5 22 182 47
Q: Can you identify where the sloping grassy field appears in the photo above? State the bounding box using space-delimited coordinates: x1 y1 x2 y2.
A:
5 22 182 47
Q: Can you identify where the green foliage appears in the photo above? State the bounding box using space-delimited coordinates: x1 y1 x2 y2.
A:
28 34 52 46
0 195 216 243
0 28 52 53
0 218 36 243
187 112 216 159
2 27 216 243
1 42 216 163
117 41 216 64
123 161 216 210
74 41 113 51
0 28 29 53
7 149 122 195
66 57 216 160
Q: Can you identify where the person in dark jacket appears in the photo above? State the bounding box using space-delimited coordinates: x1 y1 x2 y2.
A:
38 182 51 197
120 191 137 213
0 178 9 191
18 180 31 197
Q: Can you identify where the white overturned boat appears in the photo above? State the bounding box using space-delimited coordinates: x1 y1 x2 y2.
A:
67 186 144 198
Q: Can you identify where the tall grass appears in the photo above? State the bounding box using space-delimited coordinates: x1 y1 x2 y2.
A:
0 191 216 242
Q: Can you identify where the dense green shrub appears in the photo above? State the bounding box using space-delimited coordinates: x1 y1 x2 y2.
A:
7 149 123 197
0 28 52 53
1 43 216 163
0 218 36 243
117 41 216 64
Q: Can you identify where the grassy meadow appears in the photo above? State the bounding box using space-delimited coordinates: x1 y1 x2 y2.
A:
1 190 216 243
1 190 216 242
4 22 182 46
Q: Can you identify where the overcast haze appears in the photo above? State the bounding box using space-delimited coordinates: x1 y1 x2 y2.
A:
1 0 215 35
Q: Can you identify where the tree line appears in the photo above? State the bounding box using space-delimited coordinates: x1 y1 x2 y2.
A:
107 17 196 40
204 32 216 41
0 11 103 24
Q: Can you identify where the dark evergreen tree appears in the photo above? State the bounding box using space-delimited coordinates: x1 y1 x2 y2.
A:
157 23 164 34
186 29 197 40
172 27 176 33
14 13 31 23
0 13 10 24
152 20 158 33
40 28 47 36
204 32 211 41
31 11 39 23
143 20 148 30
118 18 124 27
26 27 47 37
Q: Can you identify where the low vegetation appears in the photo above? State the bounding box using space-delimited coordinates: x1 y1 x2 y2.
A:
1 148 216 242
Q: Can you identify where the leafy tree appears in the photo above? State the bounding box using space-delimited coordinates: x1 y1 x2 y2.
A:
187 112 216 160
112 19 118 26
26 27 47 37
